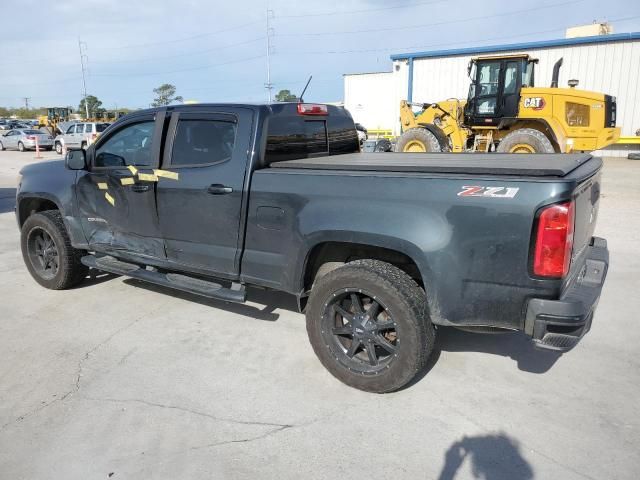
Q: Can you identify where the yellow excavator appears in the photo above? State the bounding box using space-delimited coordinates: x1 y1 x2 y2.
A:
397 54 620 153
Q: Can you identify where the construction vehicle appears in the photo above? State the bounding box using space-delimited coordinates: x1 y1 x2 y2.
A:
38 107 72 136
397 54 620 153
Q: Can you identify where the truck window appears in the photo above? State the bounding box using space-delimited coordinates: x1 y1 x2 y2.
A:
171 120 237 167
265 118 329 163
95 121 155 168
66 125 76 134
85 124 93 133
75 124 85 134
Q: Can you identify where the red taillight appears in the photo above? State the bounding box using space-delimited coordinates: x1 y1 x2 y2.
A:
533 201 575 278
297 103 328 115
26 135 36 140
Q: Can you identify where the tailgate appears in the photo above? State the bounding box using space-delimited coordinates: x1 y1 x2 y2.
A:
571 171 601 268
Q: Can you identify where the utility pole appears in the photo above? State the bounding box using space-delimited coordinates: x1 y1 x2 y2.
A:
265 7 274 102
22 97 30 110
78 39 90 118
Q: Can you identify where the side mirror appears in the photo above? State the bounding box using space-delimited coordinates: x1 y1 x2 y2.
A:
65 149 87 170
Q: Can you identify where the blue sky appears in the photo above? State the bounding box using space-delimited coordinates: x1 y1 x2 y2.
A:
1 0 639 109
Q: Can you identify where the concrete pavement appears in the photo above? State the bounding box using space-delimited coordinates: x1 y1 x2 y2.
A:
1 149 638 479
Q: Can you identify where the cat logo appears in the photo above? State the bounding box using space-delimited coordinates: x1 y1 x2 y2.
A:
523 97 546 110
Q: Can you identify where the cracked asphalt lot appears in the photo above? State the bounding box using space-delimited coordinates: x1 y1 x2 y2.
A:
1 151 639 479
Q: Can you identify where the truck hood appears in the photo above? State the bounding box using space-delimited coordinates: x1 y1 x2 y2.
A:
19 159 66 177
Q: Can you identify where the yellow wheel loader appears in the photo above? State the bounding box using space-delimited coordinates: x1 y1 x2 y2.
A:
397 54 620 153
38 107 71 136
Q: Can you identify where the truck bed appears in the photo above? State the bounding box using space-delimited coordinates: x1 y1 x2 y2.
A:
270 152 594 177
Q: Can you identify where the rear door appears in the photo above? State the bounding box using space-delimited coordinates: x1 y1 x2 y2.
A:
76 112 167 258
155 107 253 277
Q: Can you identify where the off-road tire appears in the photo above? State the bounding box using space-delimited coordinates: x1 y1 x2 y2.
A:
21 210 88 289
306 259 435 393
396 127 442 153
497 128 555 153
18 141 25 152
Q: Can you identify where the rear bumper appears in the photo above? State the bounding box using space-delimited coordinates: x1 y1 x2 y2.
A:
525 237 609 352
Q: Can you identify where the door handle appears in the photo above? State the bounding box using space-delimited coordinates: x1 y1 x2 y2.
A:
131 184 150 193
208 184 233 195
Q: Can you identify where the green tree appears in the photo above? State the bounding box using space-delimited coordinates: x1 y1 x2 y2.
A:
275 89 298 102
79 95 103 118
152 84 183 107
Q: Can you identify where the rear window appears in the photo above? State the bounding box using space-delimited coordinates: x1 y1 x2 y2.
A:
265 119 329 162
96 123 110 132
171 119 236 167
23 130 41 135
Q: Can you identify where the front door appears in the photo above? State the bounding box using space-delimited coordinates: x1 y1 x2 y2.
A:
63 124 81 148
155 108 253 277
3 130 18 149
501 60 521 118
76 111 167 259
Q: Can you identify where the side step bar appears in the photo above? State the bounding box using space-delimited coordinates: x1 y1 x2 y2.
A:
81 255 246 303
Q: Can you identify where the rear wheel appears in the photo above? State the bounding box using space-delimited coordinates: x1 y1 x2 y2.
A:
396 128 442 153
306 259 435 393
81 141 87 150
21 210 88 289
497 128 555 153
18 141 25 152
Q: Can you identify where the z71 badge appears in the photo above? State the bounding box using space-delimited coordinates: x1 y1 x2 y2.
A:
458 186 520 198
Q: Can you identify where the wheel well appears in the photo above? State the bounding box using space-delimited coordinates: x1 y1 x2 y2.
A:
303 241 422 292
18 198 59 227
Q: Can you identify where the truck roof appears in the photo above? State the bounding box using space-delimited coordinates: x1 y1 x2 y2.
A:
270 153 596 177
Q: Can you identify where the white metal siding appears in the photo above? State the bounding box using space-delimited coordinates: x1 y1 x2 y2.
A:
343 72 399 132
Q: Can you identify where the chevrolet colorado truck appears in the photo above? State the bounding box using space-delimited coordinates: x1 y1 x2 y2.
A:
16 102 609 393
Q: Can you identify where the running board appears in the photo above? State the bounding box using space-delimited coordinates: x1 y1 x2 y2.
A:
81 255 246 303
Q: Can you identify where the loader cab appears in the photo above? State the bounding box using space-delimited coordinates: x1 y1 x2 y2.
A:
464 54 536 127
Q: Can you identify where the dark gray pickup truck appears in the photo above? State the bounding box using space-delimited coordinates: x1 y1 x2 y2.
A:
16 102 609 392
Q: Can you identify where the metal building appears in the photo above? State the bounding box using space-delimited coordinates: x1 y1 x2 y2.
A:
344 32 640 154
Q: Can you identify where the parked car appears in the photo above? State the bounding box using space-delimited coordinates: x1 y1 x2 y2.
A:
54 122 111 154
16 103 608 393
0 129 54 151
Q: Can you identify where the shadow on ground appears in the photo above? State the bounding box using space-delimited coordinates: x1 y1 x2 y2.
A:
0 188 16 214
437 432 534 480
436 327 562 374
123 278 299 322
90 273 561 379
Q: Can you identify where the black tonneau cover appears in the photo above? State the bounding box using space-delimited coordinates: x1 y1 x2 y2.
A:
270 152 594 177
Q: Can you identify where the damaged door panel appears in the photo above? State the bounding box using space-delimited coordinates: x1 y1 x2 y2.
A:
155 108 253 277
77 111 167 259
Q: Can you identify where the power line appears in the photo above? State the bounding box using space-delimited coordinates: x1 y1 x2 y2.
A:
279 15 640 55
90 54 265 78
89 36 267 65
91 20 263 51
275 0 585 37
275 0 447 18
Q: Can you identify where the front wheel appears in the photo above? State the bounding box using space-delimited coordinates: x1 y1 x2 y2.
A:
306 259 435 393
55 142 63 154
21 210 88 289
0 141 4 151
396 127 442 153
